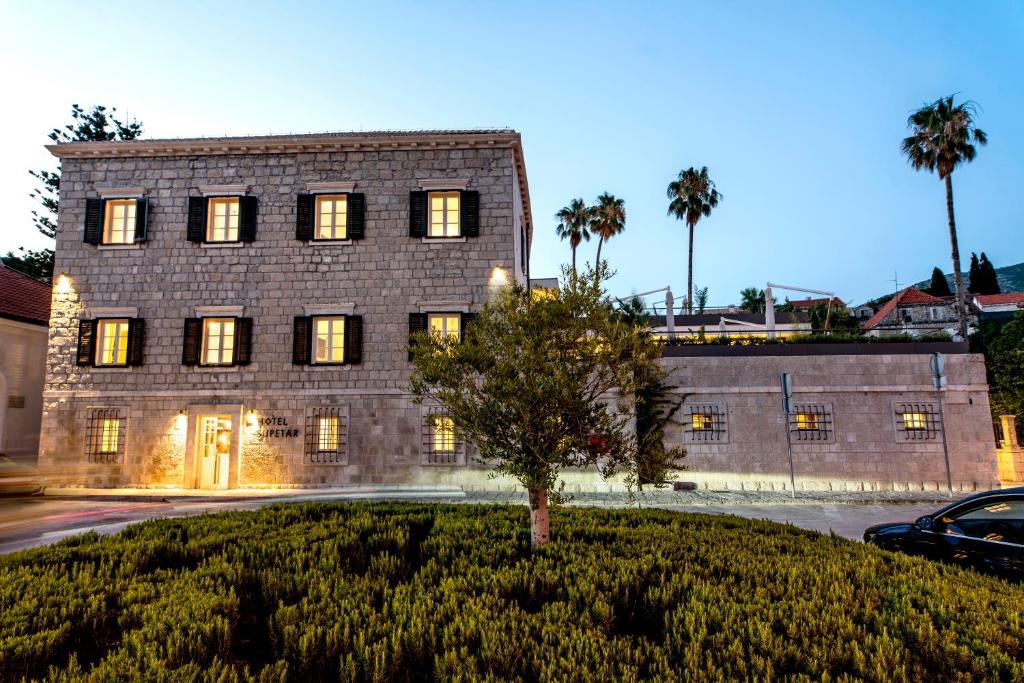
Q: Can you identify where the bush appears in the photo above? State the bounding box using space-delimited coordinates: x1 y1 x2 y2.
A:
1 504 1022 681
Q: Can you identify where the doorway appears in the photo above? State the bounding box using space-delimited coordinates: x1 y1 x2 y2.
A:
197 415 232 489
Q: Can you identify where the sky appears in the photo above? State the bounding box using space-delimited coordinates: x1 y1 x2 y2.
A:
1 0 1021 305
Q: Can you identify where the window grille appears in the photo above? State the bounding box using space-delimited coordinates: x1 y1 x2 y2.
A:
422 406 464 465
789 404 833 442
895 403 940 441
685 404 726 442
304 406 348 464
86 408 126 463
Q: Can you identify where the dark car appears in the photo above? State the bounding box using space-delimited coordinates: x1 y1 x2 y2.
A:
864 487 1024 580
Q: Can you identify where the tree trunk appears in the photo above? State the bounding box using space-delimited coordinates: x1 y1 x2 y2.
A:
595 237 604 272
687 223 695 314
571 245 576 274
528 488 550 549
944 174 969 340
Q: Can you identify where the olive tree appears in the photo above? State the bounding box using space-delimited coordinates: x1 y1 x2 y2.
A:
409 266 667 548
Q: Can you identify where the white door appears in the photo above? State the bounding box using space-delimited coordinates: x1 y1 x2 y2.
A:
197 415 232 489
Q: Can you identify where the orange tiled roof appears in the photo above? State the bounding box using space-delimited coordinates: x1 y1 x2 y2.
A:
0 265 51 325
974 292 1024 306
789 297 846 310
862 288 943 330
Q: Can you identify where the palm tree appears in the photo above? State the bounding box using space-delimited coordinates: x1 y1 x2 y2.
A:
555 199 592 273
667 167 721 313
590 192 626 271
901 95 987 339
739 287 765 314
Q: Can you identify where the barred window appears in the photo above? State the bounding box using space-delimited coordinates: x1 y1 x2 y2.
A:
422 406 464 465
895 403 940 440
685 404 726 442
86 408 126 463
304 406 348 464
789 404 833 442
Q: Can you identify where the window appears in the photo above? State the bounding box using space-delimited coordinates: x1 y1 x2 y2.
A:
207 197 240 242
940 499 1024 544
685 404 727 442
202 318 236 365
314 317 346 364
895 403 940 440
95 319 130 366
86 408 126 463
422 406 463 465
103 199 136 244
789 404 833 442
316 195 348 240
428 313 461 340
428 191 460 237
304 406 348 464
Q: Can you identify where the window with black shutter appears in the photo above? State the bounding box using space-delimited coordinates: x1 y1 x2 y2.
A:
296 314 363 365
409 191 428 237
408 312 428 360
187 196 256 243
186 198 206 242
296 194 315 241
347 193 365 240
127 318 146 366
460 190 480 238
182 318 202 365
76 319 97 366
134 198 149 243
234 317 253 364
344 315 363 364
460 312 477 342
238 197 258 242
293 316 312 364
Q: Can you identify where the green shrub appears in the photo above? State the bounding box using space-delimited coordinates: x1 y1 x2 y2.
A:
1 504 1021 681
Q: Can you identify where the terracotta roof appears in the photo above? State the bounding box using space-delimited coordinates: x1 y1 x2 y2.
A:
974 292 1024 307
862 288 943 330
0 265 51 325
789 297 846 310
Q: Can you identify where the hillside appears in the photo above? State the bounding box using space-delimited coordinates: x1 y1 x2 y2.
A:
911 261 1024 295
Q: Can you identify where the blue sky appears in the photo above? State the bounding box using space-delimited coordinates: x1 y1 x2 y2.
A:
2 1 1021 304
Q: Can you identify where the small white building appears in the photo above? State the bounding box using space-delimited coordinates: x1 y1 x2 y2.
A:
972 292 1024 323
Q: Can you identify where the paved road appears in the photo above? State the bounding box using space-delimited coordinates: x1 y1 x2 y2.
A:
0 490 949 554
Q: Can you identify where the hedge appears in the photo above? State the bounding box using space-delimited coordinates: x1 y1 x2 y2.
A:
1 504 1022 681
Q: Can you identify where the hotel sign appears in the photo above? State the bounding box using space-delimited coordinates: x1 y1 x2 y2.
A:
255 416 299 439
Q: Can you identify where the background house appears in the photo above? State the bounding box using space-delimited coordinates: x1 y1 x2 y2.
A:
861 287 968 338
972 292 1024 323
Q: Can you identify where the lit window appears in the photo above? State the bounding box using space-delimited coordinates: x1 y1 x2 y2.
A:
433 416 456 452
99 418 121 453
315 195 348 240
317 415 339 452
691 413 714 431
103 199 136 244
96 319 130 366
428 313 461 340
207 197 240 242
796 412 819 431
202 318 236 365
86 408 125 463
428 191 460 237
314 317 346 364
902 412 927 430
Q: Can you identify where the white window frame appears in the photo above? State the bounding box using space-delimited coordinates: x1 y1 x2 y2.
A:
95 318 131 367
313 315 346 365
427 191 461 238
201 318 236 366
102 199 136 245
206 197 240 243
427 313 461 341
315 194 348 240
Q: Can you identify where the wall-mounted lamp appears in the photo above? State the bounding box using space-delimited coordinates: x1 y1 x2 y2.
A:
246 409 258 427
55 272 73 294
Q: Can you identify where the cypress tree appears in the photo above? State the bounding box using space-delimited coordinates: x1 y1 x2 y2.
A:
977 253 1001 294
967 253 981 294
926 267 952 297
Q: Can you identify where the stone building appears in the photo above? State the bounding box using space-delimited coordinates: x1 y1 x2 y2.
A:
40 130 531 489
862 287 968 338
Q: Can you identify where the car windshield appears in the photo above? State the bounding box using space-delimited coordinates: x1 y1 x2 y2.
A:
940 498 1024 544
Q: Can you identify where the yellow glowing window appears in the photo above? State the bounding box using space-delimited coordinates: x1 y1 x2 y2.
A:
428 191 460 237
96 319 130 366
103 199 136 244
691 413 714 431
317 416 339 452
315 194 348 240
314 317 346 364
433 416 455 452
202 318 235 365
902 412 927 430
428 313 461 340
796 413 819 431
99 418 121 454
207 197 240 242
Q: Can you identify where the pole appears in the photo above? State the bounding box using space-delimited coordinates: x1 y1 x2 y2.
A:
931 352 953 497
781 373 796 499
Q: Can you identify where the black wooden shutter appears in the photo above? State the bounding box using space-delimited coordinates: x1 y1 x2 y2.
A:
76 319 97 366
347 193 365 240
84 198 103 245
293 316 312 365
182 318 202 365
408 312 428 360
134 198 149 242
238 197 258 242
460 190 480 238
127 318 145 366
187 197 206 243
461 312 478 342
296 194 314 241
409 191 427 237
345 315 363 365
234 317 253 365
